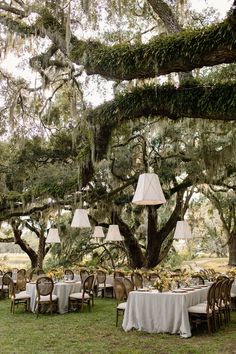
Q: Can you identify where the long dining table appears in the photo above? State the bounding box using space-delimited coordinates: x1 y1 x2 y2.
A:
26 280 82 314
122 286 209 338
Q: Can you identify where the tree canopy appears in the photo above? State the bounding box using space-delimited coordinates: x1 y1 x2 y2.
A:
0 0 236 268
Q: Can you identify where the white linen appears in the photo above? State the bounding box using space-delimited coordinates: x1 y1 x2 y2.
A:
26 281 81 314
122 287 209 338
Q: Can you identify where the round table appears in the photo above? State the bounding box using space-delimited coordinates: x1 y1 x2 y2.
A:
26 280 82 314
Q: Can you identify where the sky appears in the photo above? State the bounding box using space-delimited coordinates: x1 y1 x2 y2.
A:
190 0 232 17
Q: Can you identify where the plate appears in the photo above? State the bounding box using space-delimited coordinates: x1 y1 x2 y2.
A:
172 289 187 293
136 288 149 292
64 280 76 283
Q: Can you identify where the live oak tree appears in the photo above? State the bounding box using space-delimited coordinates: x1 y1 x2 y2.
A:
0 0 236 268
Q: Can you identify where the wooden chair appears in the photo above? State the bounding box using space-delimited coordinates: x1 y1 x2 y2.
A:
16 273 27 292
123 277 134 299
191 274 205 285
7 275 31 314
1 272 12 298
80 269 90 285
17 269 26 277
188 282 216 334
131 272 143 289
95 270 113 298
113 278 127 326
35 276 58 317
113 271 125 279
69 274 95 312
64 269 74 280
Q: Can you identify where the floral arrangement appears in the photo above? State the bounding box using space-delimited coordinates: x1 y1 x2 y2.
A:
154 277 172 292
47 267 64 280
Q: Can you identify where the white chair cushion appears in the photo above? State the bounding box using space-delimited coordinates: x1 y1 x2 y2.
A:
70 292 90 300
1 285 9 290
188 304 212 314
38 294 58 302
15 291 31 300
117 302 126 310
231 292 236 297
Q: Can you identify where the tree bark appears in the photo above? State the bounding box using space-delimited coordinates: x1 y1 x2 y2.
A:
114 213 145 268
10 219 38 268
228 234 236 266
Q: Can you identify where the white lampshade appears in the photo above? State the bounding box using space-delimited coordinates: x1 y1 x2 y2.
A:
105 224 124 242
132 173 166 205
46 228 61 243
92 226 105 238
71 208 91 228
174 221 192 239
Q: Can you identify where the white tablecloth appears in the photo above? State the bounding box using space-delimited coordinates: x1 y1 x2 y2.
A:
26 281 81 314
122 287 209 338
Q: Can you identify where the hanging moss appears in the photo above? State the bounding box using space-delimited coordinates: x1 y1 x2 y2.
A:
85 81 236 161
35 8 236 81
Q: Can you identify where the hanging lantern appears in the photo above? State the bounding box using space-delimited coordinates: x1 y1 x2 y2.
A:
132 173 166 205
105 225 124 242
46 228 61 243
71 209 91 228
174 221 192 239
92 226 105 238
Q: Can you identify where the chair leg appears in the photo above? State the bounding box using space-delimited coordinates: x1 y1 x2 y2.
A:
116 309 118 327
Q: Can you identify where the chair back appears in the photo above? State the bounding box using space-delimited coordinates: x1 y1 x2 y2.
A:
191 274 205 285
114 271 125 279
206 281 216 313
17 269 26 277
7 276 16 298
80 269 90 284
16 273 27 292
214 279 224 309
83 275 95 295
131 272 143 289
96 270 106 284
123 277 134 297
64 269 74 280
36 276 54 296
113 278 126 304
2 272 12 287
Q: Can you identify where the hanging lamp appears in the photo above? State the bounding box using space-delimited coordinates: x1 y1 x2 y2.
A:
92 226 105 238
105 224 124 242
132 173 166 205
46 228 61 243
174 220 192 240
71 208 91 228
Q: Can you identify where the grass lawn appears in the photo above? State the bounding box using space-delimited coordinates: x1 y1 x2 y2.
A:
0 297 236 354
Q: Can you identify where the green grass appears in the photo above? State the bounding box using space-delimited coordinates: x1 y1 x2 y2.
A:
0 298 236 354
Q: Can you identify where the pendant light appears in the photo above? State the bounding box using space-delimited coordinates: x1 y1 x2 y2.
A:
71 208 91 228
174 220 192 239
132 173 166 205
46 228 61 243
105 224 124 242
92 226 105 238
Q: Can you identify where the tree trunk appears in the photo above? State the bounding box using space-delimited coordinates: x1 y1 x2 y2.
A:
114 213 145 268
228 234 236 266
11 219 38 268
37 229 46 268
145 206 162 268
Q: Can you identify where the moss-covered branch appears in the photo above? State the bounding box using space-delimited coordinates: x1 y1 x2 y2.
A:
86 82 236 160
2 6 236 81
